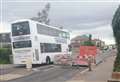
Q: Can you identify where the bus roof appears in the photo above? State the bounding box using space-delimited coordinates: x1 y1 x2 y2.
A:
11 19 69 33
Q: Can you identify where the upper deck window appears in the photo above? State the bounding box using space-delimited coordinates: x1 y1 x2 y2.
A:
12 21 30 36
37 24 60 37
37 24 70 38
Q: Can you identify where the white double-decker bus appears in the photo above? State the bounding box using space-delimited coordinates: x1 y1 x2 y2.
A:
11 19 70 64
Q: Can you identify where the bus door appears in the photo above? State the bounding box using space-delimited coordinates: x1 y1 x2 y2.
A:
34 49 39 62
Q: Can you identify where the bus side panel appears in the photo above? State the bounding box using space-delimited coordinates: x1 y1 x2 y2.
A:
29 21 43 64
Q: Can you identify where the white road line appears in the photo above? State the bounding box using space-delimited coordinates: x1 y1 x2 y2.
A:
43 66 59 72
80 68 89 74
32 65 60 72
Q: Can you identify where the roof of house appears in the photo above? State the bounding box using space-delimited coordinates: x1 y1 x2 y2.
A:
71 34 89 41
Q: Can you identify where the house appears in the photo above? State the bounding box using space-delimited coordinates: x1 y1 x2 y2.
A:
71 34 89 47
92 39 105 49
70 34 90 57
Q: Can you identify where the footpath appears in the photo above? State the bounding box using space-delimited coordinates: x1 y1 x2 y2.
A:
67 55 115 82
0 65 33 81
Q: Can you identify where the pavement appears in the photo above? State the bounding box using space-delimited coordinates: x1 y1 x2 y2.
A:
67 55 115 82
0 64 14 75
0 64 33 81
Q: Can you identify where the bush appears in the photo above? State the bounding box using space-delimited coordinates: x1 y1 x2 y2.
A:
0 48 12 64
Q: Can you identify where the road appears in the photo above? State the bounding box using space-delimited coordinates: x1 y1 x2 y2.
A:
4 50 115 82
5 65 87 82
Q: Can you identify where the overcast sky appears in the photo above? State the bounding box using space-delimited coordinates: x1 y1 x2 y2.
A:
0 0 120 44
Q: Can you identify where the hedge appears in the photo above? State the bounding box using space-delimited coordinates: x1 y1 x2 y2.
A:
0 48 12 64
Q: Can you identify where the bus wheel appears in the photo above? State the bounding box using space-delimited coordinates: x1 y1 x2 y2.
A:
46 56 51 64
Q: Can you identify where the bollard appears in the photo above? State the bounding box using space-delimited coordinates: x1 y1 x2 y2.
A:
88 60 92 71
88 56 92 71
26 58 32 71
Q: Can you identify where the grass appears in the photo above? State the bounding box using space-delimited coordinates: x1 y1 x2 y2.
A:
0 59 10 64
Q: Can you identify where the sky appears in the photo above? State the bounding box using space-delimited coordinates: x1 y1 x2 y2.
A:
0 0 120 44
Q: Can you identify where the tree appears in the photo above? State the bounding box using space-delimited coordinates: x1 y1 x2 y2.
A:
112 5 120 72
89 34 92 41
31 3 50 25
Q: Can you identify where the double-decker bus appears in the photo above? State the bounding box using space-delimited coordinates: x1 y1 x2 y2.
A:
11 19 70 64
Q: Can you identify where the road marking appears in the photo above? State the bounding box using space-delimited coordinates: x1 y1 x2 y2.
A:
80 68 89 74
66 80 85 82
32 65 60 72
32 68 41 72
43 66 59 72
43 67 55 71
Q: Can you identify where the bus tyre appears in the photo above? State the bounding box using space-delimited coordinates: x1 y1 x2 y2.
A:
46 56 51 64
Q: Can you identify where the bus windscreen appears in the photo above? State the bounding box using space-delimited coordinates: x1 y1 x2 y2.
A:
12 21 30 36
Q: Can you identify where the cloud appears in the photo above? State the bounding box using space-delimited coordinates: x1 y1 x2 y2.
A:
2 1 118 23
0 22 10 33
70 24 115 44
68 20 111 30
1 1 119 44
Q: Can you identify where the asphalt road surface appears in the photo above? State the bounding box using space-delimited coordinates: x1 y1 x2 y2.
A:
5 65 87 82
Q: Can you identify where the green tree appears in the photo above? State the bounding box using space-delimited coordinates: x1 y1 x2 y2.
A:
112 5 120 72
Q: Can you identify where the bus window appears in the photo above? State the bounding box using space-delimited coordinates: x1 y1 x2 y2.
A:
12 21 30 36
66 32 70 39
59 32 70 39
13 40 32 48
40 43 45 53
37 24 60 37
40 43 61 53
68 45 72 51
